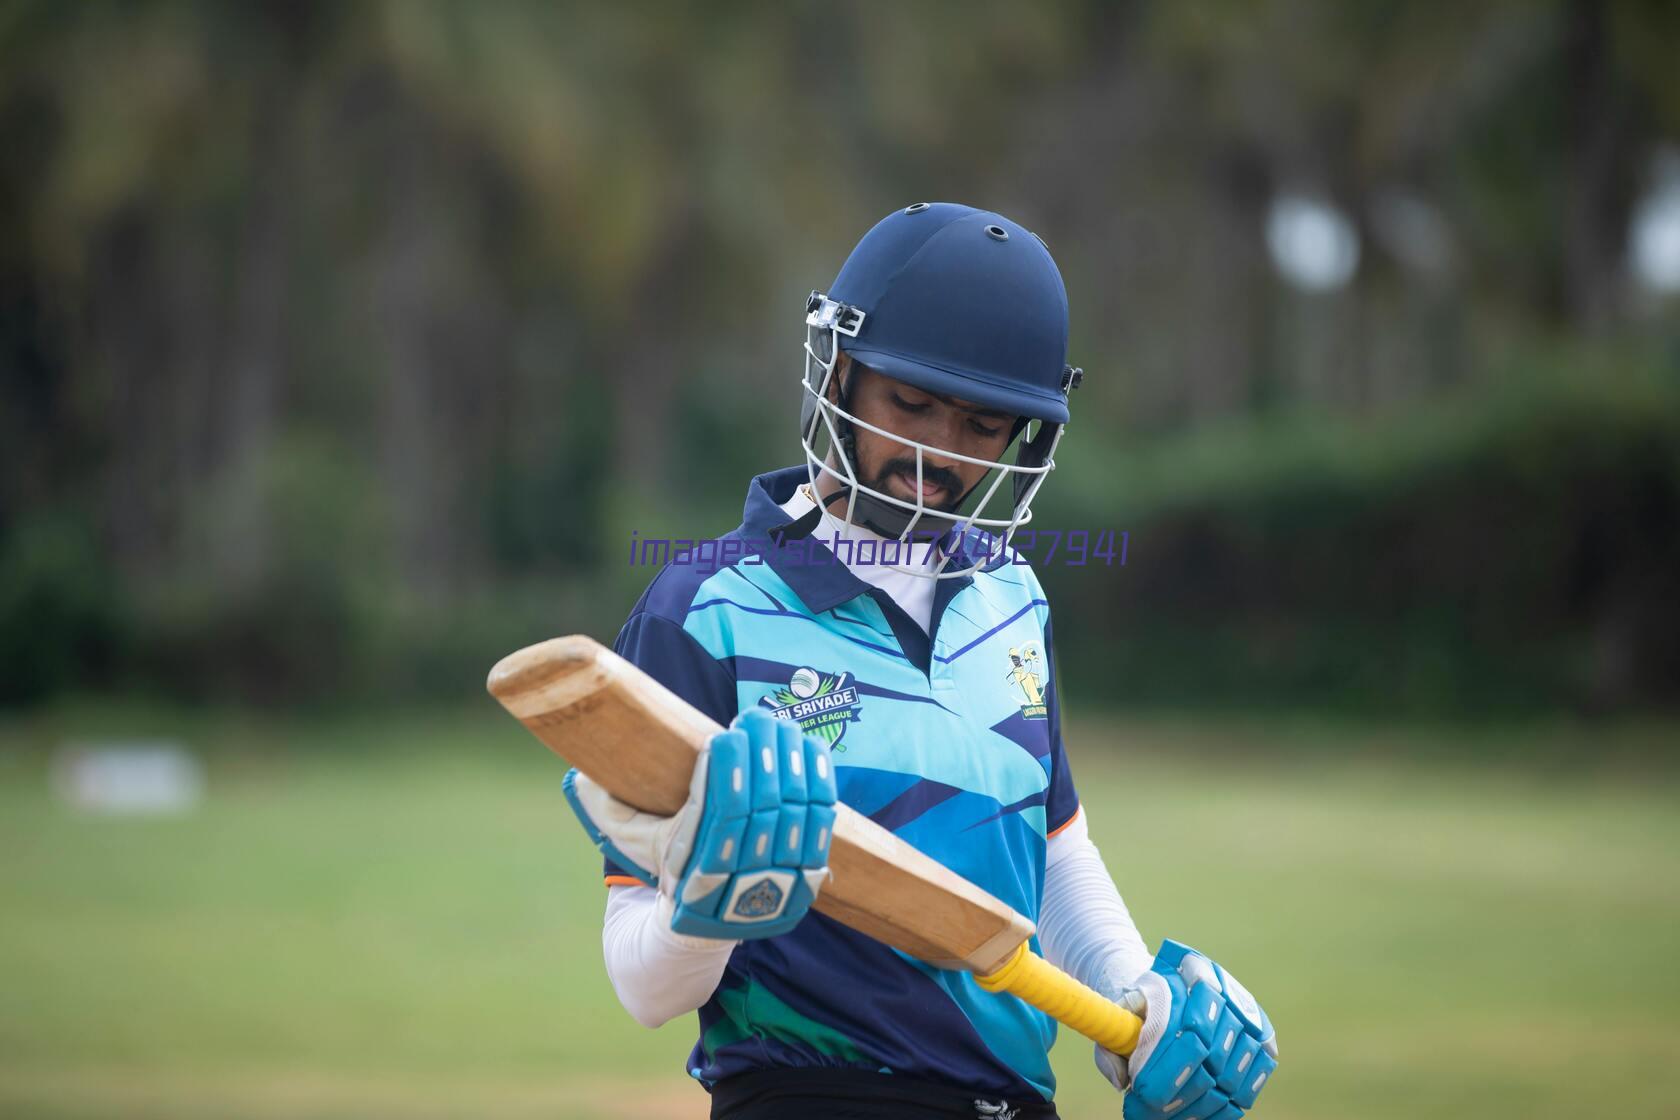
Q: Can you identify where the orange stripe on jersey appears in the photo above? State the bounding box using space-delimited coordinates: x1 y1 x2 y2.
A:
603 875 645 888
1046 804 1083 839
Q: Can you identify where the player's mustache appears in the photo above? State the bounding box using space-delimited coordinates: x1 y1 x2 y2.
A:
876 459 966 508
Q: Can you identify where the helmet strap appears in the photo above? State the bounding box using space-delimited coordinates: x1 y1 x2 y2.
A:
831 355 862 479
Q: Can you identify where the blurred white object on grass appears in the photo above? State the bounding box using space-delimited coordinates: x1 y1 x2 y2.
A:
52 742 204 815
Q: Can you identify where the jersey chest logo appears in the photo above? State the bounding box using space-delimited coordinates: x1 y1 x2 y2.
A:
1004 644 1048 720
759 667 862 752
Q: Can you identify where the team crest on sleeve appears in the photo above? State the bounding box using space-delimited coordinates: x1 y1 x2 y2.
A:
760 666 861 751
1004 644 1048 720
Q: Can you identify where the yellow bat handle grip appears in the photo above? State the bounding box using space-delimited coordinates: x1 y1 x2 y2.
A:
976 942 1142 1057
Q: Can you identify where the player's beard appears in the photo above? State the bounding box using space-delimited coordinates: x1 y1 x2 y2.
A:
868 456 969 515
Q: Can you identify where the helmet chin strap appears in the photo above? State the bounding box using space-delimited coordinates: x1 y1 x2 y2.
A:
819 469 982 541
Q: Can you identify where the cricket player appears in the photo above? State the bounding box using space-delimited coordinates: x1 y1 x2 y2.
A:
563 203 1278 1118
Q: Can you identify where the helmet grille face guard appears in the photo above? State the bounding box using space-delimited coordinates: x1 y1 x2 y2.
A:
799 293 1068 580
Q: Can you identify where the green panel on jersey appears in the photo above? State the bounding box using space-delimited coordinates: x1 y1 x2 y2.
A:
701 977 873 1067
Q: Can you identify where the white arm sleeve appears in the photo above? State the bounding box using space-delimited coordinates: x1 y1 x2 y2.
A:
602 884 738 1028
1038 807 1154 1002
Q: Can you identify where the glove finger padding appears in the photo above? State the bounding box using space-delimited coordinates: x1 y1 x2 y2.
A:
1118 941 1278 1120
685 726 752 876
666 709 835 939
799 719 837 866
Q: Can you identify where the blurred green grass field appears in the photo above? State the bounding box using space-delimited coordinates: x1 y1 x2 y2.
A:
1 707 1677 1119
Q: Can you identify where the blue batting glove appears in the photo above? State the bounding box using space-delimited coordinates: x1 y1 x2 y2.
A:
562 708 837 940
1104 941 1279 1120
665 708 837 937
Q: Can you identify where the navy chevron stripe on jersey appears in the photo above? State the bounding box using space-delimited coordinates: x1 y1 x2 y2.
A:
867 778 964 832
605 465 1081 1101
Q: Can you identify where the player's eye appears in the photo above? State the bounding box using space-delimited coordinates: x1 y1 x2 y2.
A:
970 419 1002 438
891 393 929 414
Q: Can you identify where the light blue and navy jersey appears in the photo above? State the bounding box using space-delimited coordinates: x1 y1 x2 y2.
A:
606 465 1082 1102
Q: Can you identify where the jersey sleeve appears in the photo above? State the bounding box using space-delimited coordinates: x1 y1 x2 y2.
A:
600 609 740 884
1042 614 1082 838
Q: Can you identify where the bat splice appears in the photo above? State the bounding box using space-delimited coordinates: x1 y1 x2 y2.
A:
488 633 1141 1057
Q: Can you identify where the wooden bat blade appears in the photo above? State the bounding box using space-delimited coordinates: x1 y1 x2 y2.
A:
487 634 1031 971
488 634 1142 1057
488 634 709 816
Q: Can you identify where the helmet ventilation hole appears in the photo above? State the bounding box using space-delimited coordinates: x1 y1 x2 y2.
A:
905 202 931 213
985 224 1009 241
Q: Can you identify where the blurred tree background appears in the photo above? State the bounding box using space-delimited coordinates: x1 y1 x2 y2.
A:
3 0 1678 718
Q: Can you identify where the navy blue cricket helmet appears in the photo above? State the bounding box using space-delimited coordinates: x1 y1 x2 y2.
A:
799 201 1083 563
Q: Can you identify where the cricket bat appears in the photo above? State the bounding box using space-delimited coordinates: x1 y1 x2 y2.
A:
487 634 1142 1057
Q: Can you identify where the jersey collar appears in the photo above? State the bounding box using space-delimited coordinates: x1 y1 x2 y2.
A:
739 466 979 615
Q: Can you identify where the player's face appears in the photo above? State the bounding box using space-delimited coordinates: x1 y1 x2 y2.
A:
840 360 1016 513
